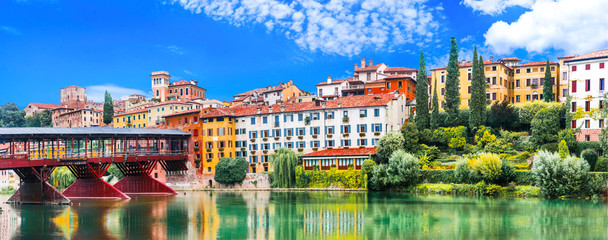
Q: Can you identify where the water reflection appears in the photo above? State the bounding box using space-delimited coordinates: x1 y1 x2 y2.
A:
1 192 607 239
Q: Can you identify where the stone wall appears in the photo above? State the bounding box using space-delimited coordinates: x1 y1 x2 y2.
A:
167 172 270 190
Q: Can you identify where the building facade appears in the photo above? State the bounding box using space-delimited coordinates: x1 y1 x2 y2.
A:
23 103 61 117
511 61 559 103
564 49 608 141
53 109 103 127
112 109 148 128
147 100 197 126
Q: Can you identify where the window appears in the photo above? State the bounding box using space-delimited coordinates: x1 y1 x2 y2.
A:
341 125 351 134
467 86 471 94
526 95 530 101
250 117 256 125
572 102 577 112
586 64 591 70
207 129 213 136
572 66 577 72
325 112 334 119
262 143 270 150
600 119 605 128
585 135 591 141
563 72 568 81
540 67 544 72
311 127 320 135
359 109 367 117
386 82 391 89
343 110 348 117
526 68 531 73
585 101 590 112
572 81 577 92
492 93 497 100
468 72 471 81
326 140 335 148
441 88 445 96
298 114 303 121
326 126 335 134
341 139 351 147
374 109 380 117
492 77 497 85
296 128 305 136
492 66 497 71
563 89 567 97
586 79 591 91
285 128 293 136
516 69 520 74
601 78 605 91
357 124 367 133
600 63 605 69
311 141 320 148
358 139 367 146
516 79 520 87
441 75 445 83
585 120 590 128
262 116 268 124
551 66 555 71
516 95 520 102
372 123 382 132
398 81 403 89
571 120 577 129
261 130 269 138
249 131 258 139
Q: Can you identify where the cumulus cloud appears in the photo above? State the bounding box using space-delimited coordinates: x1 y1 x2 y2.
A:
484 0 608 55
461 0 536 15
85 84 150 102
172 0 442 56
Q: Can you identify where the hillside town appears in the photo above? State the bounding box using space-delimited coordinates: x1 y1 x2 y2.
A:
2 48 605 189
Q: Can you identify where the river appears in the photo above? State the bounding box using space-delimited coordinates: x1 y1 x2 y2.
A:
0 191 607 239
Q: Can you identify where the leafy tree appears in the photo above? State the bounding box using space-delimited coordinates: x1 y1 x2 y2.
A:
24 110 53 127
445 37 461 125
103 91 114 125
469 47 487 129
431 77 440 129
415 50 430 130
470 153 502 183
0 102 25 127
106 164 124 182
361 159 376 188
401 122 419 153
49 167 75 189
386 150 420 188
543 60 554 102
532 151 591 198
558 129 577 151
375 132 405 164
214 157 248 185
369 164 389 191
454 160 472 183
599 93 608 155
531 107 560 144
270 148 298 188
40 109 52 127
581 149 598 171
487 99 517 130
558 140 570 158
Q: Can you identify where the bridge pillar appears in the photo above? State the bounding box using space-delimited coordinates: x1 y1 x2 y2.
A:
113 161 182 195
7 167 70 204
62 163 130 200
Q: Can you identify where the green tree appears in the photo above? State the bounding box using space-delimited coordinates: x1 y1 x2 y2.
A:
558 140 570 158
401 122 419 153
470 49 487 129
431 77 440 129
487 99 517 130
599 93 608 154
270 148 298 188
581 149 598 171
214 157 248 185
386 150 421 188
415 50 430 130
375 132 405 164
445 37 461 125
543 60 554 102
49 167 76 189
0 103 25 127
103 91 114 125
40 109 52 127
558 129 577 151
531 107 560 144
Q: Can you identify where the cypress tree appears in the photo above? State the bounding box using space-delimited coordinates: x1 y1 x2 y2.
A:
415 50 430 130
445 37 461 125
470 47 487 129
543 59 554 102
103 91 114 125
431 77 440 129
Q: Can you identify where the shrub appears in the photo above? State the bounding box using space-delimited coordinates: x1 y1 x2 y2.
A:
531 107 560 145
387 150 421 188
420 169 455 183
470 153 502 183
361 159 376 182
514 170 535 185
454 160 472 183
531 150 592 198
401 122 419 153
50 166 76 189
558 140 570 158
558 129 577 151
581 149 598 171
517 151 531 161
214 157 248 185
574 142 601 156
596 157 608 172
496 162 516 185
369 164 389 191
475 129 496 147
540 142 559 152
375 132 405 164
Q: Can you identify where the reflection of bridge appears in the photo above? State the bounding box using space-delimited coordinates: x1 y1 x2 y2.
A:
0 128 190 204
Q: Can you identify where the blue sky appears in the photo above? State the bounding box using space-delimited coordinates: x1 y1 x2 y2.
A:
1 0 606 108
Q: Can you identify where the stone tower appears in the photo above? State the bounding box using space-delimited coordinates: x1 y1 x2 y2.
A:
60 86 86 109
151 71 170 102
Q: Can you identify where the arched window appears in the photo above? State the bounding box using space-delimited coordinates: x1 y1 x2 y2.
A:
186 88 189 95
156 90 159 97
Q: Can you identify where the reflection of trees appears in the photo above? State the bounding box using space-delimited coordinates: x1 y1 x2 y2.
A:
215 192 249 239
11 204 67 239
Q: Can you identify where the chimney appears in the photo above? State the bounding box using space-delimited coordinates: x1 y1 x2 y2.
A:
461 60 466 65
355 63 358 68
490 56 494 62
361 58 366 68
337 102 342 108
369 60 373 66
327 76 332 84
257 107 261 114
280 105 285 112
394 91 399 98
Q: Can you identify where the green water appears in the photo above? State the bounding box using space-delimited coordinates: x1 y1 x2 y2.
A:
1 191 607 239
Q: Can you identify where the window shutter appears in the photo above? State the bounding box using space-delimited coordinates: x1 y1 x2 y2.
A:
357 124 360 133
572 81 577 92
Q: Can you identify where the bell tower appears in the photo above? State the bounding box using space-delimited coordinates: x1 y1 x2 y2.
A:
151 71 170 102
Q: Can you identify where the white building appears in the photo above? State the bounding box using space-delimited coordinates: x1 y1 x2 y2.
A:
231 93 407 173
316 77 350 99
564 49 608 142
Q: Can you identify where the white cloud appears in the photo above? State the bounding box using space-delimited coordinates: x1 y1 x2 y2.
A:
172 0 442 56
461 0 536 15
183 70 196 76
85 84 150 102
0 25 20 35
484 0 608 55
155 45 184 55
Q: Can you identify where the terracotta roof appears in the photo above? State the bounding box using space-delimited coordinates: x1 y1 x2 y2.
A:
170 80 194 86
228 93 400 117
385 67 416 72
149 99 191 107
28 103 62 109
162 109 201 118
301 147 377 157
514 61 557 67
113 108 148 117
355 64 383 72
366 79 386 84
201 108 232 119
233 88 265 98
566 49 608 62
558 55 578 59
261 86 285 93
316 78 349 86
498 57 520 61
384 74 413 80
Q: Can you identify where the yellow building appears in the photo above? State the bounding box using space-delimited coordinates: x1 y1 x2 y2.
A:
558 55 577 102
511 61 559 103
112 109 148 128
147 100 195 126
200 108 236 175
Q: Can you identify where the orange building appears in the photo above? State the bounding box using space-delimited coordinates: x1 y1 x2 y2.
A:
163 108 213 174
364 75 417 100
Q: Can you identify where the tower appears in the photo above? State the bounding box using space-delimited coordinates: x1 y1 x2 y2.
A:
151 71 170 102
60 86 86 109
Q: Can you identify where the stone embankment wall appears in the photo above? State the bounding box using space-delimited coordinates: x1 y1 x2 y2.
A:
168 173 270 190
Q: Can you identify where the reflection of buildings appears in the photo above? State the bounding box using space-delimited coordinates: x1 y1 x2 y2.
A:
243 191 272 240
0 202 19 240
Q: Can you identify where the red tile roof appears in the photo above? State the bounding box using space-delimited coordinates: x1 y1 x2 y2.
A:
316 78 349 86
29 103 62 109
366 79 386 84
200 108 232 119
384 74 413 80
514 61 557 67
162 109 202 118
385 67 416 72
301 147 377 157
170 80 194 86
114 108 148 117
558 54 578 59
567 49 608 62
228 93 400 117
355 64 383 72
261 85 285 93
